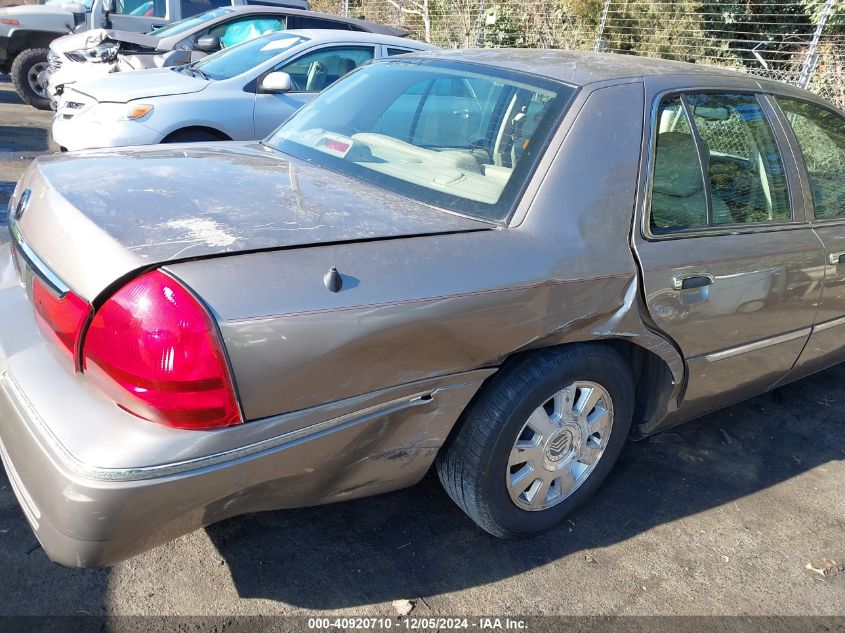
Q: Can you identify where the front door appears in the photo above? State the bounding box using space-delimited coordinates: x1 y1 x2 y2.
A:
633 88 824 421
253 45 375 138
774 97 845 378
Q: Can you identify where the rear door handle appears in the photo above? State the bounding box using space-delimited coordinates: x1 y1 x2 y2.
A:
673 273 714 290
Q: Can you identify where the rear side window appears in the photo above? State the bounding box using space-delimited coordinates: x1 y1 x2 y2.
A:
650 92 791 234
386 47 414 56
650 97 708 231
778 98 845 220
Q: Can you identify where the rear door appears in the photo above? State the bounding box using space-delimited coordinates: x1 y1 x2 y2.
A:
633 83 824 421
773 97 845 379
252 44 375 138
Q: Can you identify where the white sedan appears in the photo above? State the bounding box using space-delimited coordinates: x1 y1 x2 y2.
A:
52 29 435 151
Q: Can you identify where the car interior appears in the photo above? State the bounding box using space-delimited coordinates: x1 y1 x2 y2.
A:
281 49 373 91
333 84 556 206
208 17 286 48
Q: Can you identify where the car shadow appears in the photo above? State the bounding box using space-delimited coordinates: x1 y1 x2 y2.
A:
0 181 15 206
0 89 23 106
0 472 111 616
0 126 49 154
207 363 845 609
0 74 22 106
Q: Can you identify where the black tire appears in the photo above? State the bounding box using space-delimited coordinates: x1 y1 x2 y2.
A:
163 129 227 143
10 48 51 110
436 343 634 537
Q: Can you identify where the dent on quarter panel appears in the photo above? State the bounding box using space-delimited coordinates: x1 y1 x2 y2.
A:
169 81 683 425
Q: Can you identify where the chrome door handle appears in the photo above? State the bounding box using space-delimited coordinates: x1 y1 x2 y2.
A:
828 251 845 265
672 273 714 290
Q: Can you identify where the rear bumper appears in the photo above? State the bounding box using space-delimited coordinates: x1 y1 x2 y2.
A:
0 247 489 567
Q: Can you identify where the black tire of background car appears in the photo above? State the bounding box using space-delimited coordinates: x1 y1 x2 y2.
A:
436 343 634 537
11 48 51 111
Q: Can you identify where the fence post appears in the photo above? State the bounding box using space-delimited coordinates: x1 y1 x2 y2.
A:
595 0 612 52
797 0 835 89
474 0 486 47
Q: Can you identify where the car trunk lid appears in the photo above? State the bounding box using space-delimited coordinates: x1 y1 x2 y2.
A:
11 142 493 302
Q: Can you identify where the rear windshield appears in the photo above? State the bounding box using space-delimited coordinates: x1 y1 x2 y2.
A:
265 59 575 223
191 32 307 80
148 7 234 37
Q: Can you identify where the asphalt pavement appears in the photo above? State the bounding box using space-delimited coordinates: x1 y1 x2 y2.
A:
0 75 842 619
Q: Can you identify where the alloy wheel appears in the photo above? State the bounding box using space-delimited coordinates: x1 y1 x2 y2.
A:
27 61 49 100
506 381 614 511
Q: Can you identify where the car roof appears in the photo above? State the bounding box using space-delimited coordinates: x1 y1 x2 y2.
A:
279 29 434 49
397 49 811 94
180 6 407 37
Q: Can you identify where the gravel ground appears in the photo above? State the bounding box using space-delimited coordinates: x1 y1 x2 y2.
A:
0 75 843 619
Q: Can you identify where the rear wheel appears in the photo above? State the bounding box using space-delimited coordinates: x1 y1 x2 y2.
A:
436 344 634 537
11 48 51 110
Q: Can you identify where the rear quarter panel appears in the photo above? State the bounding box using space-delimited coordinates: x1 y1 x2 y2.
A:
168 80 683 422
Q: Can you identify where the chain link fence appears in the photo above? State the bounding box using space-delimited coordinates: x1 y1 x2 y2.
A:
314 0 845 109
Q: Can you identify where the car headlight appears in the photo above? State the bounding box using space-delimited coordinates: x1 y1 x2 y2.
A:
65 43 119 64
88 103 154 122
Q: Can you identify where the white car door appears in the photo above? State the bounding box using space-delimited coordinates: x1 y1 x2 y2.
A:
253 44 376 139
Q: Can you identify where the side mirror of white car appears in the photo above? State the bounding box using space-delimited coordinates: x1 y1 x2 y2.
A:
261 71 292 93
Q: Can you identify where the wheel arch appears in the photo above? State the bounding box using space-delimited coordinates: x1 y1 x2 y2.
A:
161 126 231 143
452 335 681 447
8 30 60 57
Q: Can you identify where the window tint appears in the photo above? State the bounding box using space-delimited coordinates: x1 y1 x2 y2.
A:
208 16 285 47
181 0 229 19
278 46 374 92
650 93 790 234
115 0 165 17
778 98 845 220
297 17 353 30
651 97 708 232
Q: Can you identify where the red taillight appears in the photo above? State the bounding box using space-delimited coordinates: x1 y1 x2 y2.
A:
82 270 242 430
32 277 92 360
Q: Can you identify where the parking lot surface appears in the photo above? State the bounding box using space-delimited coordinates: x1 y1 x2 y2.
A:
0 75 843 618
